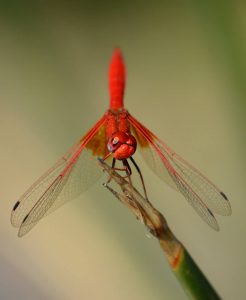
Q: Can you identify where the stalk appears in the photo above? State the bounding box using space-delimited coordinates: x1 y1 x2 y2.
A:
98 159 221 300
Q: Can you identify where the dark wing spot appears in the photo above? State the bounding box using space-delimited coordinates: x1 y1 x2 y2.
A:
220 192 228 201
207 208 214 217
13 201 20 211
22 214 29 224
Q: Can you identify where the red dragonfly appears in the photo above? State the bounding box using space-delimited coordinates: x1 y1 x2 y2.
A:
11 49 231 237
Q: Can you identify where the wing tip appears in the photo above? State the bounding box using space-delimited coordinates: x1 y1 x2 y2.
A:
17 230 25 238
213 224 220 231
17 228 28 238
17 231 23 238
17 215 31 238
211 221 220 231
11 201 21 227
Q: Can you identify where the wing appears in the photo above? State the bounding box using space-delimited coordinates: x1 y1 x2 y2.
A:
11 115 108 237
128 114 231 231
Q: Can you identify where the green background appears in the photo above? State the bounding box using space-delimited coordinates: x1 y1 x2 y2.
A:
0 1 245 299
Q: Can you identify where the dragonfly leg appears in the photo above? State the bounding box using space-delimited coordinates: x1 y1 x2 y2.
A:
130 157 148 200
105 158 116 184
102 152 112 161
106 158 129 184
122 159 133 185
110 158 130 177
103 156 134 188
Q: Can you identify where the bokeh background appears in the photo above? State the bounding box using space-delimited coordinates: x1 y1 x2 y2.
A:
1 1 246 299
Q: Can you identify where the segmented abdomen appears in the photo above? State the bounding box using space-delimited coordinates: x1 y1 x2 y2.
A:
109 48 125 110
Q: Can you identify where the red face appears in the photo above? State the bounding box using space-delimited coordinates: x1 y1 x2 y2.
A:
107 131 137 160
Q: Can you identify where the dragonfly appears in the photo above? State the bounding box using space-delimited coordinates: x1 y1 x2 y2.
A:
11 48 231 237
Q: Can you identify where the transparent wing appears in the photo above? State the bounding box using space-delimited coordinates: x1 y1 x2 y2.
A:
11 115 108 236
129 114 231 230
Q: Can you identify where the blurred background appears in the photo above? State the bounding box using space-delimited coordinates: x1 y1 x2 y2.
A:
1 1 246 299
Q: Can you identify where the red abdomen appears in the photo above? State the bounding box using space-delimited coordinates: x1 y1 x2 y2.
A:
109 48 125 110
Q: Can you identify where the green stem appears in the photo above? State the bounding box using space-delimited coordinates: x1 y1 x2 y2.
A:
172 247 221 300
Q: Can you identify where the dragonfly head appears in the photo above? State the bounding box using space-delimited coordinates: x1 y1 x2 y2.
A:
107 131 137 160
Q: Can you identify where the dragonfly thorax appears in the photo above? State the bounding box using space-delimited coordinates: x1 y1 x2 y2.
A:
107 131 137 160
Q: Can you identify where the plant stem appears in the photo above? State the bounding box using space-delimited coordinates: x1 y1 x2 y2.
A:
98 158 221 300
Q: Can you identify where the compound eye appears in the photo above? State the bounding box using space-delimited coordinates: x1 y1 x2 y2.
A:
112 137 119 145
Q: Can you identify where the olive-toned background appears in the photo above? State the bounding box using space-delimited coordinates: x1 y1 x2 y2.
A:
1 1 245 299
